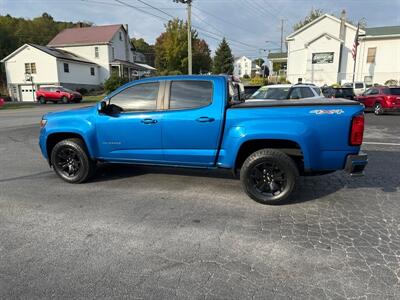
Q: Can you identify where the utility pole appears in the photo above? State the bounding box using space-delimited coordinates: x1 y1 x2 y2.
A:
174 0 193 74
280 19 284 53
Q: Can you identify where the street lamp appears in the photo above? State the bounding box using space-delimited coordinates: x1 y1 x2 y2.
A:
173 0 192 75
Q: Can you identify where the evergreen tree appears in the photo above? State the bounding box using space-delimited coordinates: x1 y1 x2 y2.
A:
213 38 234 74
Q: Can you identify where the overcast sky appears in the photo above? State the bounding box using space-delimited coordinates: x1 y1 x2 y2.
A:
1 0 399 59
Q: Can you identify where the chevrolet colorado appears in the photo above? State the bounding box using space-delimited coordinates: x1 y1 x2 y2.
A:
39 75 367 204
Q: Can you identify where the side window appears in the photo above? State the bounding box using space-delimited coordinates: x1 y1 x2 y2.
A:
110 82 159 111
169 81 213 109
364 88 372 95
312 87 321 96
300 87 315 98
289 87 301 99
370 89 379 95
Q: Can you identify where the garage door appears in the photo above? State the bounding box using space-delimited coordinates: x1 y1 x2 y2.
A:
20 85 36 102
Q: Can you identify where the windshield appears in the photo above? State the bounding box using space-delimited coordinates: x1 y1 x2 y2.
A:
388 88 400 95
249 86 290 100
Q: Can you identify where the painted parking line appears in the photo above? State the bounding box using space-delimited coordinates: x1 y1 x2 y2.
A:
363 141 400 146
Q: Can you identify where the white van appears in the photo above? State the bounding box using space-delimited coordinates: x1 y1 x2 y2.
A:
342 82 366 96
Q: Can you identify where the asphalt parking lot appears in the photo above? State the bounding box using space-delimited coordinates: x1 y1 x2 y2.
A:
0 105 399 299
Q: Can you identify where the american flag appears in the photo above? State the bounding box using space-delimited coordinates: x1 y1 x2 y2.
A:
352 23 360 60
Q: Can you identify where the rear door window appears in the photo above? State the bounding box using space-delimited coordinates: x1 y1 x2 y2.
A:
312 87 321 95
299 87 314 98
169 81 213 109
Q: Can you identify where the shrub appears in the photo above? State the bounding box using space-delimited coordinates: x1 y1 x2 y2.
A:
384 79 398 86
249 76 266 86
243 74 250 79
76 88 88 95
104 73 129 93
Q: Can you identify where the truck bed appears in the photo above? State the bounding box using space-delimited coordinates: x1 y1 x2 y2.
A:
232 97 360 108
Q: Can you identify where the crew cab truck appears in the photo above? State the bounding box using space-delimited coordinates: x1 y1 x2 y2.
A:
39 75 367 205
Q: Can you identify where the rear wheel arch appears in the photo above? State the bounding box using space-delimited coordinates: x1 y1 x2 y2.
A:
235 139 304 173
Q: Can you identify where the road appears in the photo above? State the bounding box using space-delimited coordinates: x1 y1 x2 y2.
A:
0 106 399 299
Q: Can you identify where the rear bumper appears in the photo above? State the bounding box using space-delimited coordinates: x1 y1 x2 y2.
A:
345 152 368 177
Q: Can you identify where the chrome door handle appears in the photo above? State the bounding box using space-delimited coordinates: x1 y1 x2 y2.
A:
196 116 215 123
141 118 158 124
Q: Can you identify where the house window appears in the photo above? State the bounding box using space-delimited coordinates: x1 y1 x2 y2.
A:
367 47 376 63
119 31 123 41
112 47 115 59
94 47 99 58
24 63 36 74
64 63 69 73
90 67 95 76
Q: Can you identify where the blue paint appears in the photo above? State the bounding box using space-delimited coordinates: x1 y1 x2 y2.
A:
39 75 364 173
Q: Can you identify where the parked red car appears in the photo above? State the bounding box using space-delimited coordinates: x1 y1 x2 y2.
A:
356 86 400 115
36 86 82 104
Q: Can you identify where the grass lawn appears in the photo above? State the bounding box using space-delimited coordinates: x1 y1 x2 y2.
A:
0 94 105 110
82 94 105 103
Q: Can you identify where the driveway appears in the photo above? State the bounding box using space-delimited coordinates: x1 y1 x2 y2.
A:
0 107 399 299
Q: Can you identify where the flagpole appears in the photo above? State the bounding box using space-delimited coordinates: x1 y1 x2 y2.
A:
352 23 360 83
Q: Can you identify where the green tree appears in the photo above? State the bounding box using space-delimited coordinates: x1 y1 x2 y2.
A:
131 38 155 66
253 58 265 67
212 38 234 74
155 19 212 74
293 8 324 31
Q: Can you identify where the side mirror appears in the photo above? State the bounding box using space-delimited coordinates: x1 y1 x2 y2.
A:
98 101 107 113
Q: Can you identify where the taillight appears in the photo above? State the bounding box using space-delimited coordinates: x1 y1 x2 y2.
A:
350 114 364 146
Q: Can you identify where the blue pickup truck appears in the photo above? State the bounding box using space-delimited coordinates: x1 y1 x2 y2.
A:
39 75 367 204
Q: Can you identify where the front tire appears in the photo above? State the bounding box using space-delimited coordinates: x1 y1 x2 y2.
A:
51 138 96 183
61 96 69 104
374 103 384 115
39 96 46 104
240 149 298 205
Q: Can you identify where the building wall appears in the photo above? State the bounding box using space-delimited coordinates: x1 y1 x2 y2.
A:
108 27 131 62
54 44 110 83
233 56 253 77
4 45 59 85
3 45 59 100
57 60 100 86
286 16 358 85
355 37 400 84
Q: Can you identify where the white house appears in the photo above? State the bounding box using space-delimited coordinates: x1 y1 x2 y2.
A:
233 56 261 77
285 13 400 85
1 24 155 101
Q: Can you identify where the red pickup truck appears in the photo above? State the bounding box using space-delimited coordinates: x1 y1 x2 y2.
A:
36 86 82 104
356 86 400 115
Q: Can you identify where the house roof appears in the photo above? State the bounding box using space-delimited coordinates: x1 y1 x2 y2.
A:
29 44 96 64
286 14 361 40
0 43 97 64
268 52 287 59
364 26 400 37
47 24 124 46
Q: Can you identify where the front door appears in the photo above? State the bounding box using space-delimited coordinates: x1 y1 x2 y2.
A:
161 80 224 166
96 81 165 163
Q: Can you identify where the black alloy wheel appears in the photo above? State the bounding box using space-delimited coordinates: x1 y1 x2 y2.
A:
51 138 96 183
241 149 298 205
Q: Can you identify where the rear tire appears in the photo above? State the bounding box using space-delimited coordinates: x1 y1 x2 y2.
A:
374 103 384 115
39 96 46 104
61 96 69 104
50 138 96 183
240 149 298 205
